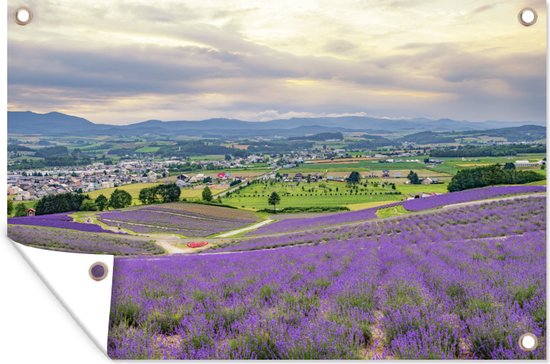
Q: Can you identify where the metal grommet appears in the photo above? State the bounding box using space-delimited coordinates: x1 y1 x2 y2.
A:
89 262 109 281
518 332 538 352
518 8 537 27
15 6 33 26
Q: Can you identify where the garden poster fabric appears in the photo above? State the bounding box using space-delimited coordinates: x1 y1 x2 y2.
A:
7 0 546 360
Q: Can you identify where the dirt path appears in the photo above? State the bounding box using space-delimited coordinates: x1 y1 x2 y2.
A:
364 310 389 359
216 219 274 237
150 235 192 254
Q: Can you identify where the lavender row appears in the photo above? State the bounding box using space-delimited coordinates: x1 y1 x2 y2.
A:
402 185 546 211
8 225 163 255
218 196 545 252
8 213 118 234
99 209 256 237
252 202 402 235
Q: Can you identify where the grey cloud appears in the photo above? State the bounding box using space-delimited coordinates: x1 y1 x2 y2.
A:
324 40 358 54
7 0 546 123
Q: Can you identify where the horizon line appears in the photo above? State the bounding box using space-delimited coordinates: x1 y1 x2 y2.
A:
7 110 546 127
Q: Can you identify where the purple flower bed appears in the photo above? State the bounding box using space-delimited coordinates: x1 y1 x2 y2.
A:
219 196 545 252
252 201 402 235
402 185 546 212
8 213 117 234
108 196 546 359
99 206 256 237
253 185 546 235
8 225 163 255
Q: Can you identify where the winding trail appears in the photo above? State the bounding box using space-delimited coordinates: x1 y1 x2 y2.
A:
100 192 546 256
216 219 274 237
151 235 190 254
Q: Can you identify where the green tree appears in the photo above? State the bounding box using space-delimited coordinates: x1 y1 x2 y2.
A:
7 200 13 216
503 162 516 170
346 171 361 185
407 171 421 185
80 199 98 211
448 164 544 192
14 203 27 217
202 186 213 202
268 191 281 213
109 189 132 209
139 187 157 205
156 183 181 203
95 194 108 211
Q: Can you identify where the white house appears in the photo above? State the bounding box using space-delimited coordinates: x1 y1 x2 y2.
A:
515 160 538 168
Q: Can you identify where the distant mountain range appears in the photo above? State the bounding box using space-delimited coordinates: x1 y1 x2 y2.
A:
7 111 547 137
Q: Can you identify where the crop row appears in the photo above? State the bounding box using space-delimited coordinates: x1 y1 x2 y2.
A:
8 225 163 255
99 204 256 237
8 213 117 234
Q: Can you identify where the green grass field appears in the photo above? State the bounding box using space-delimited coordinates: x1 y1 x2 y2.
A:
295 161 427 173
188 155 225 161
396 183 449 196
87 183 162 205
427 154 545 175
376 205 409 218
135 146 160 153
222 181 403 210
86 183 226 205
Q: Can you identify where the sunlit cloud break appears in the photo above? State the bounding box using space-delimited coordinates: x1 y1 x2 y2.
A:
7 0 546 124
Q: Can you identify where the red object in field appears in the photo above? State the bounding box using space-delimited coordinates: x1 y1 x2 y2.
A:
187 241 208 248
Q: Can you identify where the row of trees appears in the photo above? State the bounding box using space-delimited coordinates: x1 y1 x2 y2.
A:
448 164 544 192
30 189 134 215
138 184 181 205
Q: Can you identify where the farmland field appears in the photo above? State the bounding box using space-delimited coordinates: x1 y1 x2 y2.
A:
108 195 546 359
87 183 163 204
395 183 449 195
98 203 258 237
87 183 226 205
8 225 162 255
8 213 117 233
427 154 546 175
294 161 427 173
223 181 402 210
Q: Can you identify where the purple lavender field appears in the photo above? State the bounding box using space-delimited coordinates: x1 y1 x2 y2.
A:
224 196 544 252
8 213 116 233
99 203 257 236
402 185 546 212
108 196 546 359
8 225 163 255
252 185 545 235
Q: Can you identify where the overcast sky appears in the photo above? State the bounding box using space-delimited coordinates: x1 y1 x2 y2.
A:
8 0 546 124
